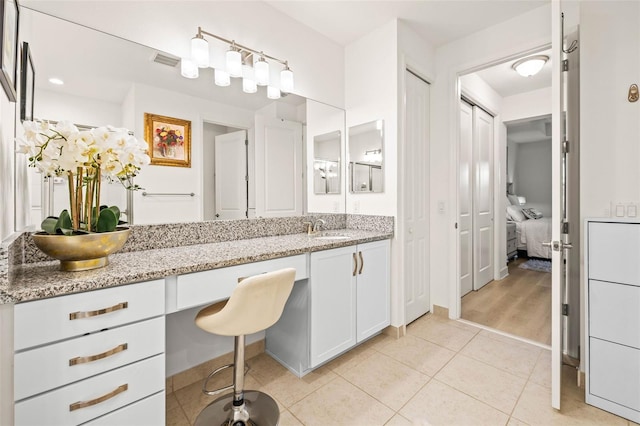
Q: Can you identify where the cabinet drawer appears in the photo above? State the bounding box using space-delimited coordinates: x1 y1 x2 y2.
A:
15 280 164 350
15 354 165 426
507 238 517 254
506 223 516 240
176 254 307 310
15 317 165 400
84 391 165 426
589 338 640 412
589 280 640 349
588 222 640 286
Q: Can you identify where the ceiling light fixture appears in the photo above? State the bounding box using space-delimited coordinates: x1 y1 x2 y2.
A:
184 26 294 96
512 55 549 77
48 77 64 85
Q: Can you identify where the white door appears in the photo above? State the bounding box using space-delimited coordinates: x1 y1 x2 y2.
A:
357 240 390 342
459 100 473 296
214 130 247 220
472 107 494 290
551 1 567 409
254 117 303 217
403 70 431 324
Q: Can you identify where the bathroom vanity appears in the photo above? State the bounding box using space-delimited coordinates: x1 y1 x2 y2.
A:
0 215 392 425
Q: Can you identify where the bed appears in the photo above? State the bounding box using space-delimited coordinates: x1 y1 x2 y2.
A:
506 201 552 259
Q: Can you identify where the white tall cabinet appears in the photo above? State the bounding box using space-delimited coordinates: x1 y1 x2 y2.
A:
585 220 640 423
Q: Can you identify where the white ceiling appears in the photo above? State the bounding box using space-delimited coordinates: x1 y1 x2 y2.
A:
266 0 548 47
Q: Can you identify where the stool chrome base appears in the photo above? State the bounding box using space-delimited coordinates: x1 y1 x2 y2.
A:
194 390 280 426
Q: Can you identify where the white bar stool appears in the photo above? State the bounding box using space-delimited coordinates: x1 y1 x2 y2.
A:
194 268 296 426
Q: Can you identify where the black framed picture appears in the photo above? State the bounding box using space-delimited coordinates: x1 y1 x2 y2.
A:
20 41 33 121
0 0 18 102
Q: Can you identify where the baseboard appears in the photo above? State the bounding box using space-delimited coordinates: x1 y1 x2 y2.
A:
432 305 449 318
166 339 265 393
383 324 406 339
498 265 509 279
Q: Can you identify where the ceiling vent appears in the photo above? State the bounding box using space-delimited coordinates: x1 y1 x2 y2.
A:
153 52 180 67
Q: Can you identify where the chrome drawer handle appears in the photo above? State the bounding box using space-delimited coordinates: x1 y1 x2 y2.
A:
69 302 128 320
69 343 128 366
69 383 128 412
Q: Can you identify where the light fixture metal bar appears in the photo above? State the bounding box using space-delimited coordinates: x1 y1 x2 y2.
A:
197 27 288 66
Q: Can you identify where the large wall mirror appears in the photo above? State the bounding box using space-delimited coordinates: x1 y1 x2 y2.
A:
348 119 384 193
18 7 346 226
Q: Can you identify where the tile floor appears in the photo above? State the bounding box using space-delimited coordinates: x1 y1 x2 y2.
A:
167 314 636 425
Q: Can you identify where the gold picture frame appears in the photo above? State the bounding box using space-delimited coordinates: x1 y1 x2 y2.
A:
144 113 191 167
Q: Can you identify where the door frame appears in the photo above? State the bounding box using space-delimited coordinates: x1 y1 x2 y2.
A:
449 43 552 320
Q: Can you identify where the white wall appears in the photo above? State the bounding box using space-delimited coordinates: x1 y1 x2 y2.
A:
502 87 551 123
514 140 552 216
132 83 254 224
431 4 551 313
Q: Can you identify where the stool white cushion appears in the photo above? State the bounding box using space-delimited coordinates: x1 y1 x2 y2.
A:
195 268 296 336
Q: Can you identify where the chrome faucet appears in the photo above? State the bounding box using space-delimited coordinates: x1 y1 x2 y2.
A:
303 219 326 235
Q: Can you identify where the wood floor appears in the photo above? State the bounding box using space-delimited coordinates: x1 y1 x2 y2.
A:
461 257 551 346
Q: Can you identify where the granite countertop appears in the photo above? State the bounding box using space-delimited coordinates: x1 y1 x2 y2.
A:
3 229 392 304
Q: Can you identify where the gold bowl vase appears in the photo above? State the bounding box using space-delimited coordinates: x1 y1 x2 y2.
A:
32 227 130 272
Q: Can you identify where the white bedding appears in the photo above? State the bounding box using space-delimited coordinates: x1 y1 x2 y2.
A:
515 217 552 259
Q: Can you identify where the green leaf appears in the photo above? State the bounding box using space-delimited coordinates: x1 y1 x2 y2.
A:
58 210 72 230
96 208 118 232
107 206 121 222
41 217 59 234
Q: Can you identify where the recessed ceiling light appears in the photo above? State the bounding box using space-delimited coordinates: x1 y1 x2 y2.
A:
48 77 64 85
512 55 549 77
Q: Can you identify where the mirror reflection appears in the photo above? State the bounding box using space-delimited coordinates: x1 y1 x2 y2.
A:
349 120 384 193
20 7 346 226
313 131 341 195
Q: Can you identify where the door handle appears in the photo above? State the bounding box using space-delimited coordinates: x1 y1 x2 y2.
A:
543 241 573 251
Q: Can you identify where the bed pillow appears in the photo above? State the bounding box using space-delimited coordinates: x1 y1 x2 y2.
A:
506 196 512 206
507 194 520 206
506 205 527 222
522 208 543 219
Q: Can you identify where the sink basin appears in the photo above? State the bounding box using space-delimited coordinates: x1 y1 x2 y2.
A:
314 235 350 241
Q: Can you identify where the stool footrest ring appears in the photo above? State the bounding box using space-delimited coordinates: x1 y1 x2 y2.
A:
202 363 250 396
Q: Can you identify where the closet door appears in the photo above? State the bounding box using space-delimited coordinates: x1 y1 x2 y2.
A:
459 100 473 296
472 107 494 290
215 130 248 220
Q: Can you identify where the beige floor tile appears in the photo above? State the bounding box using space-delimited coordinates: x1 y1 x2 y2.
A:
384 414 413 425
174 372 264 424
512 381 628 426
435 353 526 414
360 332 396 351
407 316 478 351
528 350 551 388
325 341 377 376
166 391 181 411
289 376 394 426
507 417 530 425
341 352 430 411
460 333 541 379
248 353 338 407
478 329 547 349
279 409 304 426
379 334 455 377
166 405 190 426
399 379 509 426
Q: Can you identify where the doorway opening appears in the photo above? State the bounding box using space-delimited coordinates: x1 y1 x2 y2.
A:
203 122 248 221
457 48 553 347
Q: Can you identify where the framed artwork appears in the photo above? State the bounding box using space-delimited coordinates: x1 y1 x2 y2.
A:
0 0 18 102
144 113 191 167
20 41 34 122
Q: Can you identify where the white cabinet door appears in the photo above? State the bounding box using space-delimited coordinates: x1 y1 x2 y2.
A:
310 246 357 367
356 240 390 342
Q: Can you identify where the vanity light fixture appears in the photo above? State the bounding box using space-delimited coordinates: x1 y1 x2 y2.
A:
185 26 294 96
512 55 549 77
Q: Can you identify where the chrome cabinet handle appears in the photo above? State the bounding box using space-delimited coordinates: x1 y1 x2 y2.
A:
69 343 128 366
69 302 128 320
69 383 128 411
358 251 364 275
353 253 358 276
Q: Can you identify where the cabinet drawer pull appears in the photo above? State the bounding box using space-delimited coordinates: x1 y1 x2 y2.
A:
358 251 364 275
69 383 128 412
69 302 128 320
353 253 357 276
69 343 128 366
